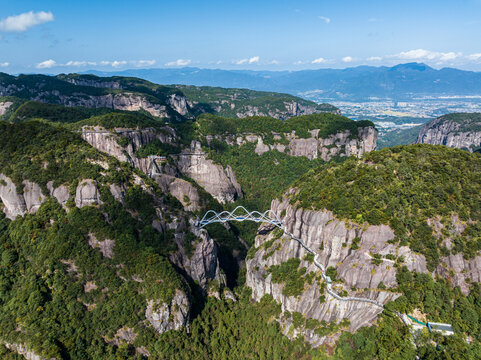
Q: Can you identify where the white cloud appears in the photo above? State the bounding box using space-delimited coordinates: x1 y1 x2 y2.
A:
367 56 382 61
293 60 305 65
165 59 191 66
342 56 353 63
390 49 461 62
235 56 260 65
111 60 127 68
268 59 280 65
134 60 156 67
235 59 248 65
312 57 326 64
468 53 481 61
0 62 9 67
0 11 54 32
36 59 56 69
98 60 130 67
318 16 331 24
65 60 88 67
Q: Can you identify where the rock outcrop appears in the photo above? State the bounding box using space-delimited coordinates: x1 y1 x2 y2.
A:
0 84 188 121
417 114 481 152
145 289 190 333
47 182 70 209
246 194 428 346
436 254 481 295
0 101 13 115
235 101 340 120
0 174 27 220
80 126 210 209
208 125 378 161
175 141 242 204
75 179 102 208
0 175 49 220
4 342 53 360
168 178 202 212
23 181 46 213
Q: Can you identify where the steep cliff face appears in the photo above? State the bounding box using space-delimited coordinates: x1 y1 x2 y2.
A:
417 113 481 152
52 92 173 119
80 126 241 207
145 289 190 333
208 125 378 161
4 343 51 360
246 195 428 346
64 78 122 89
175 141 242 204
0 101 13 115
235 101 341 120
0 79 189 121
169 221 224 290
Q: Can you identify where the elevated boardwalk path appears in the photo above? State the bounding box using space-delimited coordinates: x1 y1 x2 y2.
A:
197 206 454 335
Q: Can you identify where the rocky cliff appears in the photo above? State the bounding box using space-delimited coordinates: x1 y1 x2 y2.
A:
0 100 13 116
416 113 481 152
80 126 242 206
207 125 378 161
0 75 189 121
175 141 242 204
246 194 427 346
234 101 341 120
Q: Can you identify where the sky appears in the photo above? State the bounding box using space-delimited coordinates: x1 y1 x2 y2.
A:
1 0 481 74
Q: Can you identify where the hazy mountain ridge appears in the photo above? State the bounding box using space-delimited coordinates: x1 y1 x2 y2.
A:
82 63 481 101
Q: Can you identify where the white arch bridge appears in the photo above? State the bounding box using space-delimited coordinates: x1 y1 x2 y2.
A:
197 206 282 228
196 206 454 335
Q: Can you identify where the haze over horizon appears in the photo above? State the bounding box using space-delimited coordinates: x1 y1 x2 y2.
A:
1 0 481 74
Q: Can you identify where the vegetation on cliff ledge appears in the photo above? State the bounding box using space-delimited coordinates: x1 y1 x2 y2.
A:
291 144 481 270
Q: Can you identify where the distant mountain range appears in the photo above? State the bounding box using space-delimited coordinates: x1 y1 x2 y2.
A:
81 63 481 101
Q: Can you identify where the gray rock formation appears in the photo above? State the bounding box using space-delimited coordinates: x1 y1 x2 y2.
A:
436 254 481 295
417 114 481 152
235 101 341 120
168 217 224 290
88 233 115 259
47 181 70 209
0 174 27 220
0 80 189 120
75 179 102 208
4 342 53 360
80 126 209 210
208 126 378 162
22 181 46 213
145 289 190 333
246 195 428 346
109 183 126 203
64 78 122 89
0 175 48 219
168 94 189 116
0 101 13 115
168 178 202 212
175 141 242 204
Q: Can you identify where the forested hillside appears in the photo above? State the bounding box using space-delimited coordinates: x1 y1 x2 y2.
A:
0 78 480 359
0 72 339 123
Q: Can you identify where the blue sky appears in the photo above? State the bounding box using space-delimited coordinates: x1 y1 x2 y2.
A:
1 0 481 73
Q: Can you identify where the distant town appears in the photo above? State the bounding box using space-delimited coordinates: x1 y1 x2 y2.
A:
305 95 481 133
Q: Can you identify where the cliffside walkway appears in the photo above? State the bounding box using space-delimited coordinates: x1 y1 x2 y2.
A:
196 207 454 335
197 207 386 309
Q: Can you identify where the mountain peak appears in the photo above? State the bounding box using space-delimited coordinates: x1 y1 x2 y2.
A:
390 62 433 71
